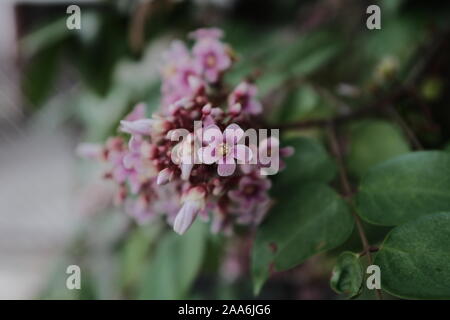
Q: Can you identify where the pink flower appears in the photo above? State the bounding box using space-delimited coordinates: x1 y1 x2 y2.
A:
172 133 200 180
228 82 262 115
189 28 224 40
122 136 156 193
79 28 290 235
193 38 231 83
125 103 146 121
125 196 155 224
76 143 104 160
259 137 294 174
160 41 203 108
156 168 174 185
228 175 271 224
160 40 191 80
199 124 252 176
173 186 206 234
120 119 154 136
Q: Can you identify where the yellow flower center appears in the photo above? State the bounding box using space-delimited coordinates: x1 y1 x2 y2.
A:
206 55 216 67
218 143 230 156
244 185 255 195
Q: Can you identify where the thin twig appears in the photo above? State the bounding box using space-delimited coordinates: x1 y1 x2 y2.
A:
129 0 154 54
326 122 383 300
386 105 424 150
275 27 450 132
277 88 406 130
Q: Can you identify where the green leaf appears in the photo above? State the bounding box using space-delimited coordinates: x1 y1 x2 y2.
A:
375 212 450 299
138 221 207 299
330 252 363 298
264 31 341 76
444 142 450 152
22 44 61 108
276 137 336 188
120 224 161 287
289 43 341 77
346 120 410 178
256 71 286 96
77 86 132 142
252 183 354 294
20 18 70 58
357 151 450 226
279 85 323 122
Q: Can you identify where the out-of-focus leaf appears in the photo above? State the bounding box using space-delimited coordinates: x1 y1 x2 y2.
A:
346 120 410 178
77 12 102 46
138 221 207 299
357 151 450 226
72 14 128 96
77 86 132 141
263 32 342 77
444 142 450 152
375 212 450 299
252 183 354 295
114 43 161 98
380 0 406 15
22 44 61 108
278 85 334 123
256 71 286 96
330 251 363 298
276 137 336 188
21 18 70 57
289 43 341 77
363 15 425 68
121 224 161 288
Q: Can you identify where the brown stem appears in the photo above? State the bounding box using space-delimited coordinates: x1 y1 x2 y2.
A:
129 0 154 54
386 105 424 150
275 28 450 132
276 88 406 130
326 122 383 300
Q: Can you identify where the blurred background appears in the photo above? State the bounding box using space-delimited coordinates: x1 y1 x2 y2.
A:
0 0 449 299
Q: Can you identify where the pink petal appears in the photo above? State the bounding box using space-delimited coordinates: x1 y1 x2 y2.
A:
76 143 103 160
218 162 236 177
202 124 222 146
128 135 142 151
128 172 141 194
189 28 223 40
224 123 244 144
198 146 218 165
228 103 242 115
238 176 253 189
280 146 295 157
120 119 153 135
247 100 262 115
261 179 272 190
125 103 146 121
259 136 280 152
180 163 194 180
157 168 171 185
173 201 200 235
228 190 241 202
112 166 128 184
234 144 253 163
122 153 135 169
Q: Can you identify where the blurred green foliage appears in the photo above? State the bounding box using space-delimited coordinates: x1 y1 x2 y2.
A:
20 0 450 300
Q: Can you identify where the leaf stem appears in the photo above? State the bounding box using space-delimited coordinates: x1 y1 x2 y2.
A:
326 122 383 300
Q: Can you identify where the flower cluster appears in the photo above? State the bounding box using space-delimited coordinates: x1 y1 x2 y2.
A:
78 28 293 235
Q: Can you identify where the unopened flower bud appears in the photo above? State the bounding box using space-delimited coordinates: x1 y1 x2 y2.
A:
120 119 154 135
